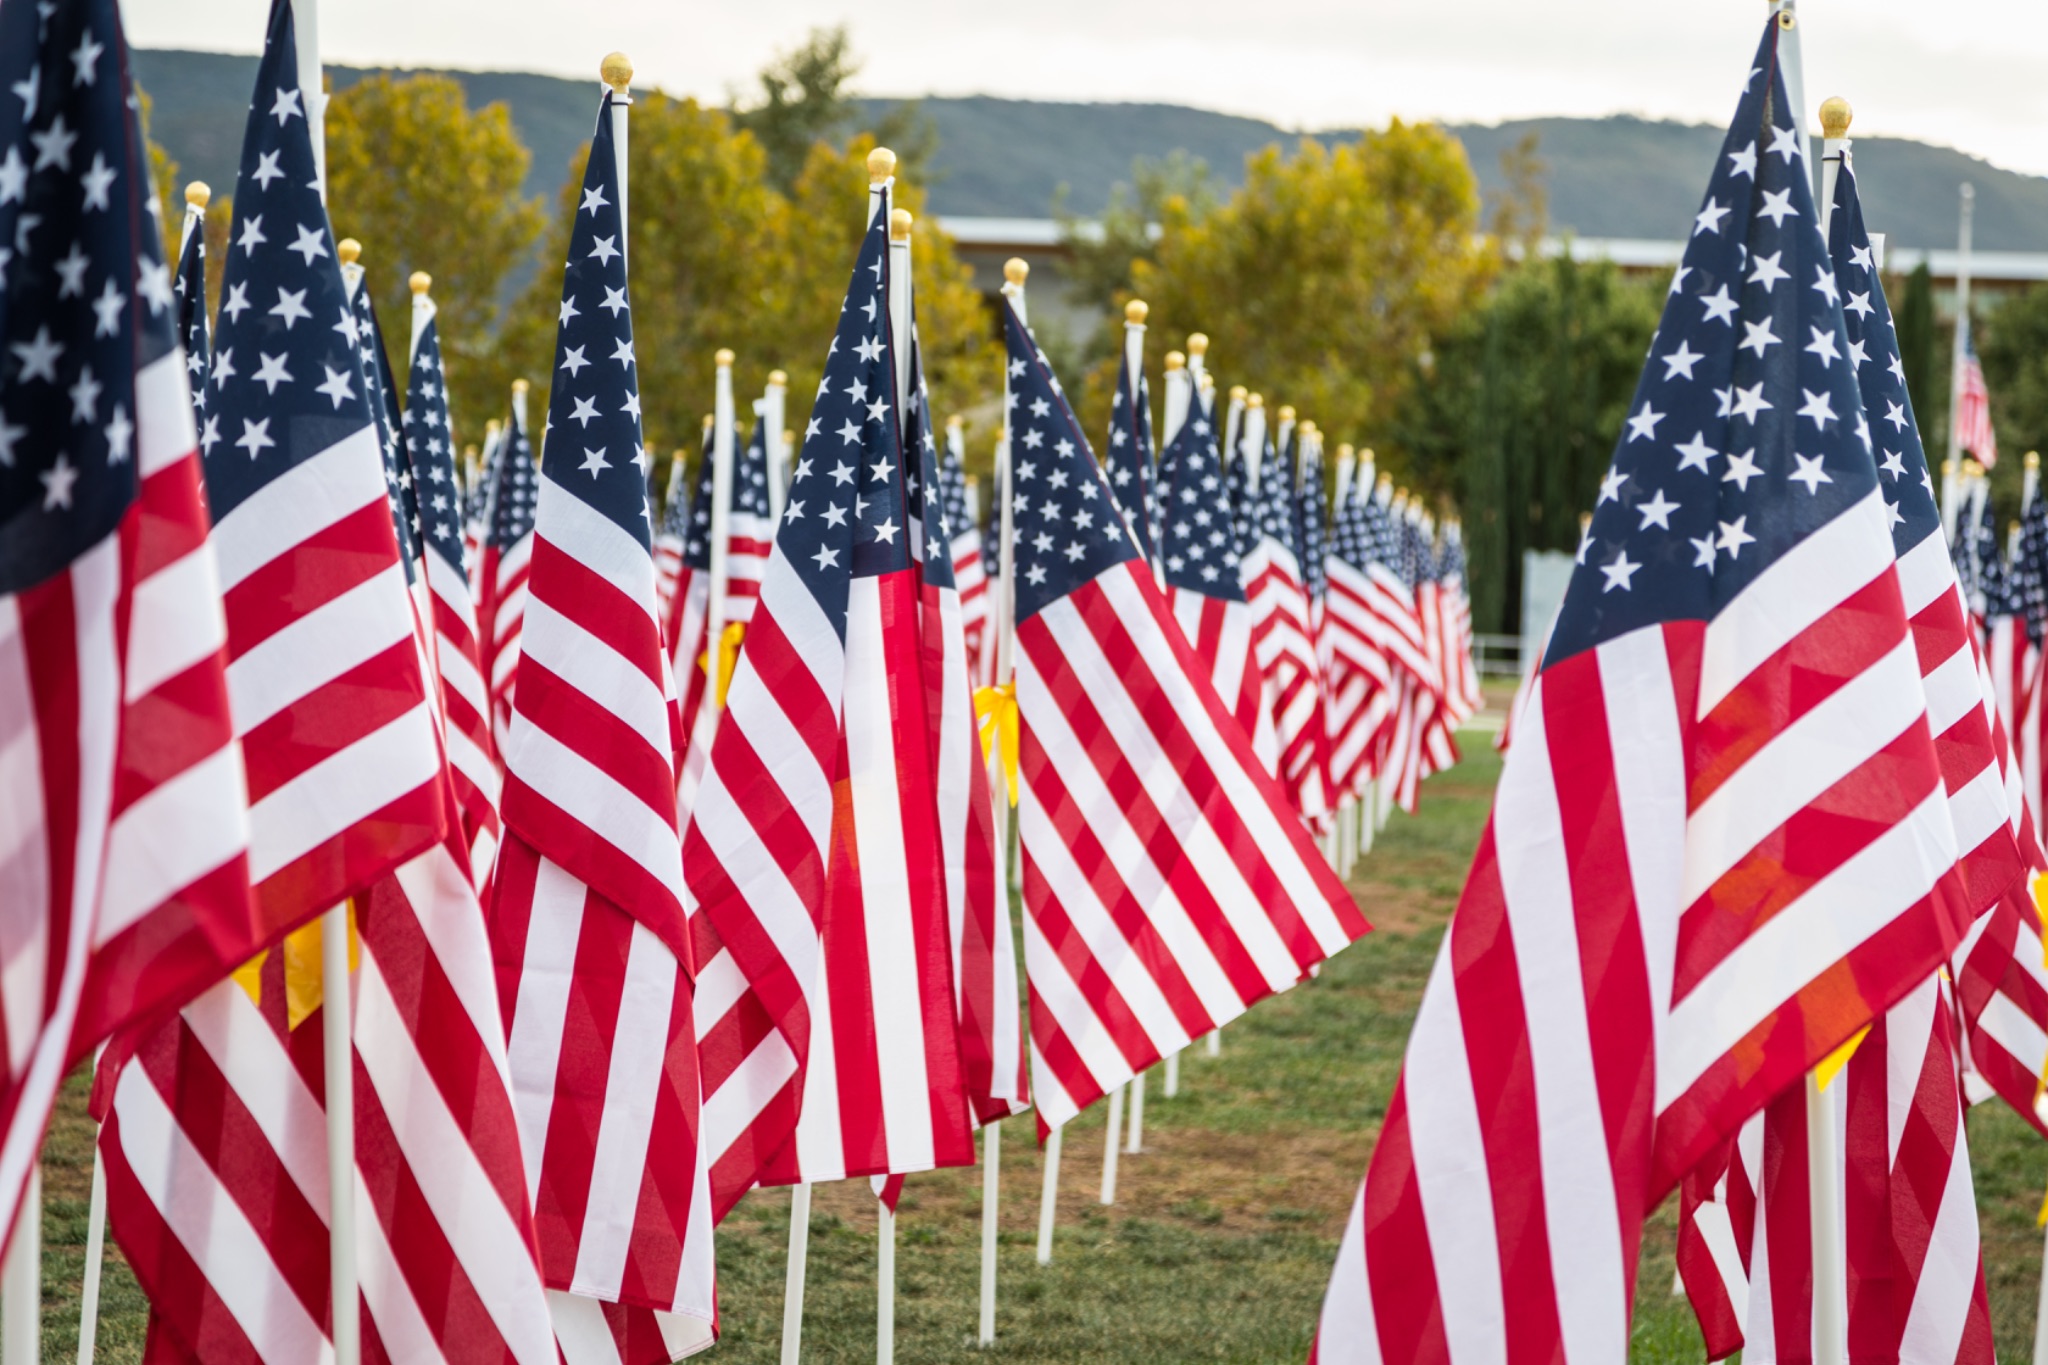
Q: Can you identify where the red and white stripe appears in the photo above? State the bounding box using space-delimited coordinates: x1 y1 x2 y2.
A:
478 427 534 760
422 539 499 889
1955 333 1997 470
1163 586 1276 772
1314 490 1969 1362
1955 880 2048 1137
490 469 715 1349
1244 508 1330 826
1019 560 1368 1131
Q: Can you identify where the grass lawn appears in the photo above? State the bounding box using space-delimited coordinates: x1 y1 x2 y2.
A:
27 710 2048 1360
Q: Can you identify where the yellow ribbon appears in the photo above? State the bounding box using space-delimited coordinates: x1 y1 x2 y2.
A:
974 682 1019 806
697 620 748 709
229 902 360 1031
1813 1025 1868 1092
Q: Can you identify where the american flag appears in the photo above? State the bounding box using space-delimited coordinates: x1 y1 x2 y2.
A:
0 0 253 1233
173 190 211 432
405 278 500 888
686 186 972 1210
668 418 714 816
1001 298 1367 1132
651 433 692 631
905 327 1026 1128
1104 311 1155 558
478 398 536 754
1316 24 1976 1357
2011 481 2048 850
1322 456 1397 799
1152 381 1275 766
1243 416 1329 824
1954 315 1996 470
1405 510 1460 783
724 413 774 627
939 415 992 687
1675 976 1993 1363
345 259 413 583
487 89 715 1356
1434 520 1482 723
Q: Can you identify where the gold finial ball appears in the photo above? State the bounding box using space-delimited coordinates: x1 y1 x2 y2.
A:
409 270 431 296
485 419 501 435
1337 442 1354 459
702 414 714 430
512 378 529 396
1003 257 1029 286
1228 384 1247 402
784 430 796 449
1819 96 1852 141
2028 450 2041 471
1299 420 1316 435
1125 299 1148 325
947 414 964 430
601 52 633 93
890 208 913 242
1187 332 1209 357
715 348 735 367
1246 392 1264 409
769 369 788 386
1198 372 1215 392
185 180 210 209
868 146 897 184
1361 448 1376 463
1277 404 1296 423
1164 350 1185 371
337 237 361 265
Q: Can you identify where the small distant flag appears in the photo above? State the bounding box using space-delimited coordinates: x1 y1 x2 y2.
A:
1955 316 1997 469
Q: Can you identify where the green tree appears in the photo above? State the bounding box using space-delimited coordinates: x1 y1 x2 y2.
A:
325 74 546 432
1981 283 2048 489
1894 261 1940 443
1126 125 1495 457
1390 253 1662 635
733 26 935 195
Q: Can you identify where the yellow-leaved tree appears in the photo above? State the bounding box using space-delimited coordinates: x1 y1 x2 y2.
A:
324 74 546 429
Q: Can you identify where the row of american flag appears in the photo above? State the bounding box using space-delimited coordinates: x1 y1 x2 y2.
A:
0 0 1517 1356
1316 10 2048 1364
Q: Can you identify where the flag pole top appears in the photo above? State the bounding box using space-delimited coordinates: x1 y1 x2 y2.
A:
1299 420 1316 435
1186 332 1209 357
1247 392 1264 409
947 414 964 431
409 271 431 295
184 180 210 209
1278 404 1296 423
1003 257 1029 286
2028 450 2040 471
715 348 735 367
512 379 529 396
601 52 633 95
1337 442 1353 458
485 419 501 436
1819 96 1852 140
1963 455 1984 478
337 238 362 265
703 414 714 432
1164 350 1185 371
890 208 913 241
1125 299 1148 324
868 147 897 183
769 369 788 386
1229 384 1247 402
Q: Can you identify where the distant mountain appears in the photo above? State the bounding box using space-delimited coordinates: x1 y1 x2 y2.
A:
133 49 2048 254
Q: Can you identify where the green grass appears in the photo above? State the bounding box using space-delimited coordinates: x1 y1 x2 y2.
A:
26 716 2048 1360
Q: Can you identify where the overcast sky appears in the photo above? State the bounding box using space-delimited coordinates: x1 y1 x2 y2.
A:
122 0 2048 177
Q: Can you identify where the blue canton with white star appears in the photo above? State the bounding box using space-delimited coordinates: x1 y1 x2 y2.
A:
903 330 955 590
1004 301 1140 620
201 0 377 525
488 410 536 551
0 0 173 593
1547 20 1879 667
403 306 466 576
1295 433 1328 600
1105 342 1154 560
348 269 416 572
1153 387 1244 600
174 213 212 440
936 418 975 578
674 420 713 569
775 192 912 638
540 91 649 546
1250 426 1299 567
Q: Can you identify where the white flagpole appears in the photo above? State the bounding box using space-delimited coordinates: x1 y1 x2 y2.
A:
705 349 737 679
2 1167 37 1365
74 1154 104 1365
1161 350 1188 448
179 181 208 256
1098 1084 1123 1205
1125 1072 1145 1154
602 54 631 263
1034 1128 1061 1266
979 1120 1000 1346
876 1199 896 1365
780 1184 811 1365
1948 183 1975 479
764 370 790 522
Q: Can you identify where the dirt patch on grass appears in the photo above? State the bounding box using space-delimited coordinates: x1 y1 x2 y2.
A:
1347 878 1446 936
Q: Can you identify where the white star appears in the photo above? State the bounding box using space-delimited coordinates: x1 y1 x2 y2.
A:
40 453 77 509
1674 431 1718 474
103 403 133 464
211 347 236 387
1847 337 1869 369
1789 453 1832 494
70 30 104 86
622 390 641 419
823 503 848 527
588 234 619 265
315 365 355 408
30 114 76 171
67 365 101 423
1661 340 1704 381
250 149 284 190
1721 448 1762 490
1850 243 1875 273
600 286 628 316
1601 550 1640 593
0 414 21 467
1717 515 1757 559
220 282 251 323
1694 197 1731 236
569 396 600 427
866 398 889 424
1625 401 1664 443
236 214 267 255
1747 249 1789 290
1766 122 1802 163
251 352 292 393
580 184 609 215
834 418 862 446
235 416 275 459
1726 140 1757 179
9 67 35 121
610 336 636 369
559 344 589 376
1880 448 1906 479
1883 498 1905 530
1738 318 1780 357
1668 264 1692 297
1811 264 1840 307
1636 488 1680 530
784 499 805 522
1598 467 1627 505
1700 285 1739 325
1845 291 1874 321
830 460 856 486
288 223 327 266
1690 535 1718 569
11 325 62 382
198 414 220 454
874 517 899 544
1757 187 1798 227
53 242 88 296
270 86 304 124
79 151 115 211
0 147 23 204
579 447 610 477
1804 326 1841 368
1797 388 1836 430
1887 352 1907 386
268 286 310 329
812 545 840 571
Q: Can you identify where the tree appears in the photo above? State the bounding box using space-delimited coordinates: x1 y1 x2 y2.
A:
1390 253 1663 635
732 26 935 195
1125 125 1495 456
1980 284 2048 509
1893 261 1940 445
325 74 546 431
